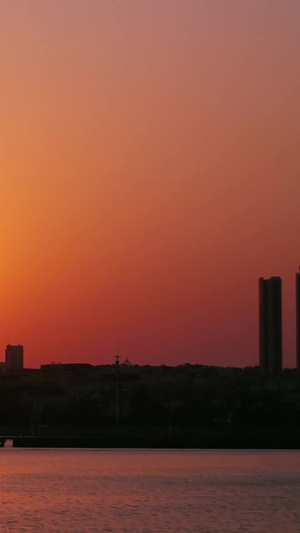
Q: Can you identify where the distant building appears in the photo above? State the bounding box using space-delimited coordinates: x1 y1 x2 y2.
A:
296 270 300 371
5 345 24 371
259 277 282 374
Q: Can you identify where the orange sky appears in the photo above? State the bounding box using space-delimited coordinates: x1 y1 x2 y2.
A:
1 1 300 368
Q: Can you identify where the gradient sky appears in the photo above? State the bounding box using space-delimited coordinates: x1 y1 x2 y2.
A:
1 0 300 368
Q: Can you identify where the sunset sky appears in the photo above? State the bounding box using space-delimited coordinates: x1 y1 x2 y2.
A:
1 1 300 368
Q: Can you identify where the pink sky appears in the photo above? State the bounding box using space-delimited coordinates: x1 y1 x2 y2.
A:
1 1 300 368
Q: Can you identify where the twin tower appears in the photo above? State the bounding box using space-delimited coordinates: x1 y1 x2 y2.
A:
259 270 300 374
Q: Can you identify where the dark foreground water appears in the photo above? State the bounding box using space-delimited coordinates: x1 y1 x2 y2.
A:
0 448 299 532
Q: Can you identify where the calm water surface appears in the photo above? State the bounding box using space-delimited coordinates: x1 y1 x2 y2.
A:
0 448 299 532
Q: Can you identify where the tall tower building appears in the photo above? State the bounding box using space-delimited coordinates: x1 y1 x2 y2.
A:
5 345 24 371
259 277 282 374
296 270 300 371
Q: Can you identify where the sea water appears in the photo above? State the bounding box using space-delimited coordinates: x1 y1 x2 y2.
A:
0 448 299 532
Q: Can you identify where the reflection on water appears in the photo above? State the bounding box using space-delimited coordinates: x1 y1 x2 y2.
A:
0 449 299 532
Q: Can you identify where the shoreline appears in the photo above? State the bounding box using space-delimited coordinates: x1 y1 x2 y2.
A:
11 430 300 449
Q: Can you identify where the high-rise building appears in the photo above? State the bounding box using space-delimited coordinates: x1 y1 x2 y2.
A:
296 270 300 371
259 277 282 374
5 345 24 371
